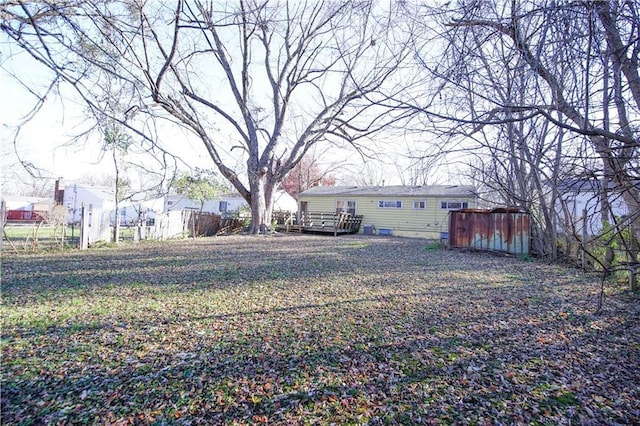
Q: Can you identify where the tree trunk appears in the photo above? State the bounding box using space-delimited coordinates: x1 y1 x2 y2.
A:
248 172 274 234
630 231 639 292
113 202 120 244
113 148 121 244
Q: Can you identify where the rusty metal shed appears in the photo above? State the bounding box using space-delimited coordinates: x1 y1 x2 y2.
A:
448 208 530 255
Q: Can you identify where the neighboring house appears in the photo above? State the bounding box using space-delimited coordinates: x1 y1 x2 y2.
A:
56 181 162 225
273 190 298 213
54 182 114 242
60 183 116 224
117 197 165 225
54 179 298 226
165 194 214 213
2 195 50 211
165 190 298 217
2 195 51 221
297 185 477 238
215 192 250 217
554 178 630 236
165 192 244 216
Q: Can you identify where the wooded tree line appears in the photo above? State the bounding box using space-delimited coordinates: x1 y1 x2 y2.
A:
405 1 638 278
1 1 638 274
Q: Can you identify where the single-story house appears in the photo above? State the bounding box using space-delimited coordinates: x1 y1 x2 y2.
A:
297 185 478 238
53 179 299 226
2 195 51 211
116 197 165 225
56 180 164 225
2 195 51 221
165 190 298 217
165 193 230 215
59 183 116 224
553 178 630 236
273 190 298 213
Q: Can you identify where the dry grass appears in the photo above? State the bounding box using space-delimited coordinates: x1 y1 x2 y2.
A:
2 234 639 424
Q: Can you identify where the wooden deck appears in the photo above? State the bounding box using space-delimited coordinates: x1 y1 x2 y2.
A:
273 211 363 236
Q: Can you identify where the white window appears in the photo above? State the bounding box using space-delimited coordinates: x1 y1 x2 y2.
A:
440 201 469 210
336 200 357 215
378 200 403 209
413 200 427 209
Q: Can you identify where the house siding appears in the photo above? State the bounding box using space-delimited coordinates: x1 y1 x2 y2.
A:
554 189 628 236
62 184 116 224
299 191 477 238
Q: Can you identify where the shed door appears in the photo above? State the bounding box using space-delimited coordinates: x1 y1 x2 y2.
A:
449 211 472 248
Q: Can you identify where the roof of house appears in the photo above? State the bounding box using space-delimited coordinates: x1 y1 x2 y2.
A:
299 185 477 197
165 191 245 200
555 177 640 192
1 195 51 209
1 195 51 204
69 183 115 199
555 178 609 192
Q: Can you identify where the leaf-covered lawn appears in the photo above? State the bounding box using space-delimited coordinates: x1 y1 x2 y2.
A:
2 234 639 424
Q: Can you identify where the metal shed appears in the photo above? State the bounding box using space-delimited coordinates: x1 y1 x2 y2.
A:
448 208 530 255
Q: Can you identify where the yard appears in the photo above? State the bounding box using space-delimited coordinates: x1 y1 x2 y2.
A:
1 234 638 424
2 224 140 251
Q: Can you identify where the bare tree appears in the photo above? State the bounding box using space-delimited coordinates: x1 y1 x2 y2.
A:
1 0 414 233
338 160 386 187
396 144 444 186
47 204 68 248
406 1 639 268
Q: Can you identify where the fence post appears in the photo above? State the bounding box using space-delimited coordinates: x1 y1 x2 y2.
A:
139 211 146 241
79 205 89 250
0 200 5 253
581 209 587 269
70 223 76 248
133 223 140 243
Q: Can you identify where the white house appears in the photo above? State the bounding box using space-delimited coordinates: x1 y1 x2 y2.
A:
164 192 246 216
58 181 164 225
165 190 298 216
61 183 116 224
554 178 629 235
117 196 165 225
56 179 298 225
273 190 298 212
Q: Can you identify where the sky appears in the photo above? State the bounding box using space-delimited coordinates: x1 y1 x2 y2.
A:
0 47 217 195
0 8 455 198
0 53 409 197
0 51 110 191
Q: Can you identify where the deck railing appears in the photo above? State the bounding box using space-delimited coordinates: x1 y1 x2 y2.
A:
272 211 363 235
299 211 363 235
